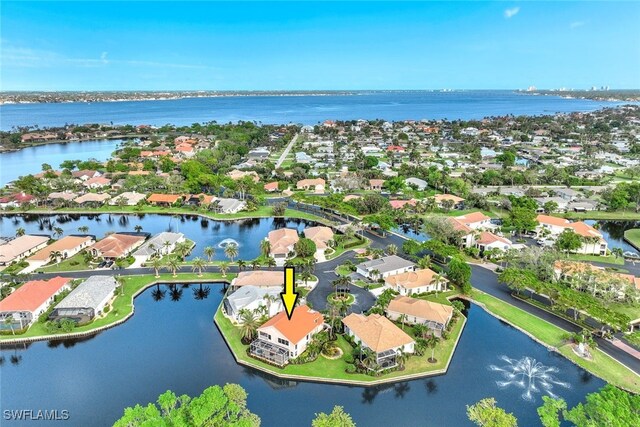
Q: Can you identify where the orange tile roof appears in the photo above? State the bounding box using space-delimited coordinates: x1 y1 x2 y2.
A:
259 305 324 344
0 277 70 313
477 231 511 245
264 181 279 191
90 234 145 258
447 217 473 233
388 296 453 325
27 236 93 262
303 226 334 250
384 268 446 289
455 211 490 224
268 228 299 255
536 214 571 227
342 313 414 352
147 194 182 204
233 271 284 287
434 194 465 203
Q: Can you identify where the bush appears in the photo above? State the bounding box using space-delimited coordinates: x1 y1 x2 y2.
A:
103 306 111 314
70 260 80 266
344 354 354 364
345 364 356 374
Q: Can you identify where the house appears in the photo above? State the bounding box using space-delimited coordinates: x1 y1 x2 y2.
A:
452 212 493 230
109 192 147 206
82 176 111 189
230 270 284 290
0 235 50 266
183 193 215 207
250 305 324 366
356 255 416 281
132 232 185 265
555 188 580 201
433 194 465 210
89 233 146 260
384 268 448 295
536 215 607 255
0 276 71 331
476 232 513 253
554 261 640 301
48 192 78 204
74 193 111 205
0 192 36 208
147 193 182 206
387 296 454 337
296 178 326 193
303 226 334 260
389 199 417 210
369 179 385 191
26 235 95 271
264 182 279 192
342 313 415 370
49 276 118 324
268 228 299 266
223 285 283 322
211 197 246 214
404 177 428 191
228 169 260 183
72 170 101 181
248 147 270 160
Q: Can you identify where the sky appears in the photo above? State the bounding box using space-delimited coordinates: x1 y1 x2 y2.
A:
1 1 639 91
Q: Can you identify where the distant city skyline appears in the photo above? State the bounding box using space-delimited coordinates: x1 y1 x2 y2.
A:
1 1 639 91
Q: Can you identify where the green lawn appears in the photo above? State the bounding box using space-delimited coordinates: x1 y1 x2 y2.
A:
470 289 640 393
562 210 640 220
214 306 466 383
1 261 28 275
566 253 624 266
624 229 640 250
326 238 370 260
0 272 234 341
38 252 95 273
335 265 352 276
626 331 640 347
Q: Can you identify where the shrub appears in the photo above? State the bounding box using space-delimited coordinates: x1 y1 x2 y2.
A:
345 364 356 374
344 354 354 364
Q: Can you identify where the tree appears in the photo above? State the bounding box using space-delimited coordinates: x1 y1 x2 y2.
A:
15 227 25 237
563 384 639 427
49 250 63 268
149 257 163 278
77 225 89 234
467 398 518 427
386 244 398 255
53 227 64 239
426 335 440 363
294 237 317 259
312 406 356 427
224 243 239 262
219 261 230 277
134 225 143 233
260 239 271 258
191 257 206 277
543 201 559 214
113 384 260 427
204 246 215 262
272 202 287 216
165 257 180 277
447 256 471 287
537 396 566 427
239 309 259 342
555 229 583 254
506 207 537 235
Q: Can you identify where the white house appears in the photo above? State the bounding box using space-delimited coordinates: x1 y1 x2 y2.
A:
384 268 448 295
356 255 416 281
223 286 283 322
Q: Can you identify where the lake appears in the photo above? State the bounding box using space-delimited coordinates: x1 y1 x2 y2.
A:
0 284 604 427
0 214 316 261
0 91 624 131
587 220 640 254
0 139 123 186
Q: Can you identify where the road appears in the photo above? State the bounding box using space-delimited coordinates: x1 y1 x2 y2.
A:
275 133 298 168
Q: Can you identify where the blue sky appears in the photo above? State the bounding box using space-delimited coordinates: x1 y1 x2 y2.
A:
1 1 639 91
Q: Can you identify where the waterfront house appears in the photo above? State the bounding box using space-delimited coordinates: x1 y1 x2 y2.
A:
356 255 416 281
342 313 415 370
48 191 78 206
387 296 453 337
131 232 185 265
26 235 95 271
0 192 36 208
389 199 417 210
250 305 324 366
452 211 492 230
446 217 477 249
230 271 284 290
303 226 334 260
74 193 112 205
50 276 118 324
72 170 101 181
267 228 300 266
82 176 111 189
147 193 182 206
211 197 246 214
223 285 283 322
89 233 146 260
384 268 448 295
109 191 147 206
433 194 465 210
536 215 607 255
0 276 71 331
0 235 50 266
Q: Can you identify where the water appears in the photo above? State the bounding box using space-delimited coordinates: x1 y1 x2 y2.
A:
0 288 603 427
588 220 640 253
0 91 624 131
0 214 314 261
0 139 123 186
489 355 571 401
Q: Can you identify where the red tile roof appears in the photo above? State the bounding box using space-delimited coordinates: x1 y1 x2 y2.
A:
259 305 324 344
0 277 70 313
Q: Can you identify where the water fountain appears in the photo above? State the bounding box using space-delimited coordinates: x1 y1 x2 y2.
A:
218 238 240 249
489 355 571 401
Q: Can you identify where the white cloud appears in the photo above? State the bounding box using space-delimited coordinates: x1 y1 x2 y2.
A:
504 7 520 19
570 21 586 29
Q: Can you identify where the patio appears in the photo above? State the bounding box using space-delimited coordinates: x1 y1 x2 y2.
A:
249 339 290 366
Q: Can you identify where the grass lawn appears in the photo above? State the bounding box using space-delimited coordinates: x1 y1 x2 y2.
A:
415 288 460 306
214 306 465 383
624 229 640 250
566 253 624 266
326 238 370 260
1 261 28 275
626 331 640 347
0 272 234 341
38 252 94 273
562 210 640 220
470 289 640 393
335 265 352 276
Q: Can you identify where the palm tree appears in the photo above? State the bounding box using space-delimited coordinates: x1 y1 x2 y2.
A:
175 241 192 261
15 227 25 237
134 225 143 232
612 247 624 259
4 316 15 335
417 255 432 270
260 239 271 258
386 244 398 256
396 349 409 369
426 335 440 363
49 250 63 268
219 261 230 277
191 257 206 277
239 309 259 343
192 284 211 300
77 225 89 234
237 259 247 271
251 259 261 270
204 246 215 262
149 257 163 278
224 243 239 263
165 257 181 277
151 284 166 301
266 257 277 268
163 240 172 255
398 314 408 331
53 227 64 239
